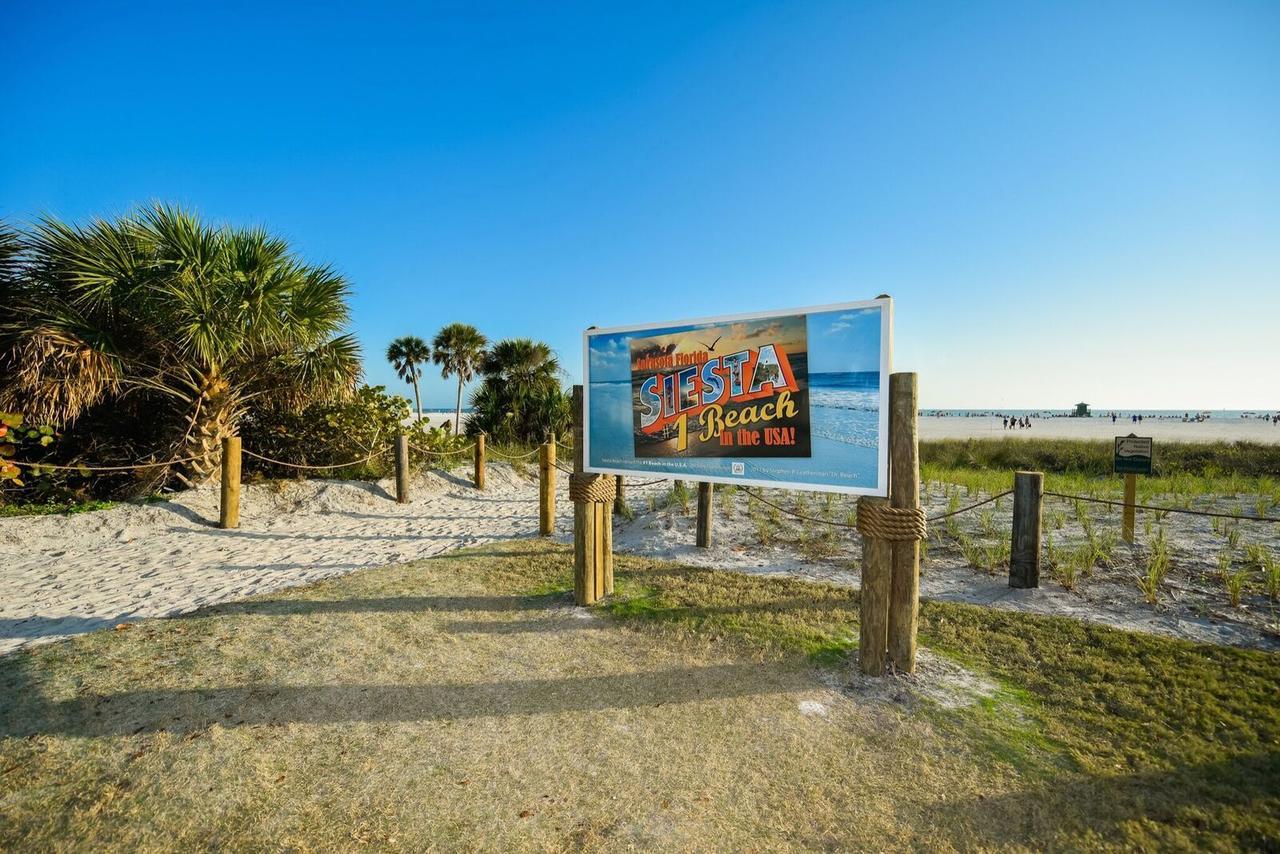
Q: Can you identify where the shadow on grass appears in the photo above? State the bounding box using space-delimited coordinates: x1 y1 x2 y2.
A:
0 662 812 738
200 594 561 617
0 614 137 640
932 750 1280 849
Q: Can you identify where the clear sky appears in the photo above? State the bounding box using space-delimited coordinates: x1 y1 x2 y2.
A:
3 1 1276 410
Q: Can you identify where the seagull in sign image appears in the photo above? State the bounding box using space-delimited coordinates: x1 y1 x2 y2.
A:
698 335 723 352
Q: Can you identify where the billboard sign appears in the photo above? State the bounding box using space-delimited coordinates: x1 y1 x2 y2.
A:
583 298 892 495
1114 435 1153 475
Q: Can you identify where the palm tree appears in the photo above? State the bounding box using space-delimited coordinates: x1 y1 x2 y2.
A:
431 323 487 433
467 338 569 442
385 336 430 419
0 205 361 487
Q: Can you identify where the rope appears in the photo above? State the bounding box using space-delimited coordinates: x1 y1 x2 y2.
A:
485 446 541 461
742 488 859 529
241 448 388 471
408 443 475 457
569 472 616 503
928 490 1013 522
1044 491 1280 524
856 498 927 542
9 455 206 472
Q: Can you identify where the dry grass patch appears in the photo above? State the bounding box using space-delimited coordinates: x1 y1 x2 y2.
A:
1 539 1277 851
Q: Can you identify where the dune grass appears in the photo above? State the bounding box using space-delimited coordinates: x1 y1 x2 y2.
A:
2 540 1277 851
922 437 1280 478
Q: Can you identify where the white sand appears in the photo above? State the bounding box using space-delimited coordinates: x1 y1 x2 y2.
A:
3 464 1276 657
920 415 1280 443
0 465 564 657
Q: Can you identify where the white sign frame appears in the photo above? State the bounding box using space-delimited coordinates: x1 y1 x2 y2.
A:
582 297 893 497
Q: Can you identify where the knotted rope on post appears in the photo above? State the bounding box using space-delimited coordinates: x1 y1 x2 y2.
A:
855 498 927 542
569 472 616 504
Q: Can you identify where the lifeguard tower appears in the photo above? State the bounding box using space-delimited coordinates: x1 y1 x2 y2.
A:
1072 402 1091 418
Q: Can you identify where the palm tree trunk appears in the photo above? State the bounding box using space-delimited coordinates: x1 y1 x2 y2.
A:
173 371 236 488
411 376 422 421
455 378 464 435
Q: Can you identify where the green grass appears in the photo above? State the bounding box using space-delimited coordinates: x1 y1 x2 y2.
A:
0 498 120 517
3 539 1275 850
923 437 1280 478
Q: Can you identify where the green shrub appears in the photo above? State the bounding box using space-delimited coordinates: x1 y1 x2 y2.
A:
239 385 469 480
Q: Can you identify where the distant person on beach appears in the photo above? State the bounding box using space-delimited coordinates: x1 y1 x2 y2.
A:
1002 416 1008 429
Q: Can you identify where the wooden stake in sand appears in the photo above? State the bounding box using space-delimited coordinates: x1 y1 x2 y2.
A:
1122 473 1137 544
474 433 486 490
613 475 626 516
1010 470 1043 588
696 482 714 548
571 385 614 605
219 436 241 530
539 433 555 536
394 434 410 504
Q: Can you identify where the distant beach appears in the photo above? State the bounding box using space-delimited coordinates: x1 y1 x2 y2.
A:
920 412 1280 444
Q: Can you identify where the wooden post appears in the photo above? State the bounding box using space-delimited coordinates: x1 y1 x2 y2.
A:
858 496 892 676
1122 473 1136 543
394 434 410 503
538 433 555 536
696 482 714 548
887 372 921 673
571 386 599 605
219 436 241 529
613 475 626 516
601 499 614 596
474 433 486 490
1009 471 1043 588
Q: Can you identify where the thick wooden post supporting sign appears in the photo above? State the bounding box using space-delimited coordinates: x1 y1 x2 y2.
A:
857 496 892 675
571 386 613 605
394 434 410 504
474 434 486 490
538 433 555 536
613 475 625 516
696 482 714 548
219 436 241 530
887 372 921 673
857 372 924 676
1009 471 1043 588
1122 473 1137 544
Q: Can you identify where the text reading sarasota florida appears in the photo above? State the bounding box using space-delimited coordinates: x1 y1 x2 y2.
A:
636 344 799 452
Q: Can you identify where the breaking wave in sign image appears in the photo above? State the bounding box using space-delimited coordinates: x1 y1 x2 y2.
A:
809 372 880 449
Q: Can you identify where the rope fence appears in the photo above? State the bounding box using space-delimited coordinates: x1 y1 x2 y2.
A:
241 448 389 471
9 454 206 472
1044 490 1280 524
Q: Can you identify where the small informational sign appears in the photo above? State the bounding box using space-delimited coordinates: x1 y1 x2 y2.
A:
583 298 892 495
1114 435 1153 475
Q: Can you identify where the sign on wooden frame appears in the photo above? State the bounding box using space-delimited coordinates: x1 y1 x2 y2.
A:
583 297 892 496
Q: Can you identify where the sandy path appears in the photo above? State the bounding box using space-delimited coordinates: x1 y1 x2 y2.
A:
0 465 574 657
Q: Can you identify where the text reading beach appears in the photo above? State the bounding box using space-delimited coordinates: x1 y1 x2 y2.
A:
585 299 891 495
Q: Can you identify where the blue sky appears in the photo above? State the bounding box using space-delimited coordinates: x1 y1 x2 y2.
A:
3 1 1276 409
